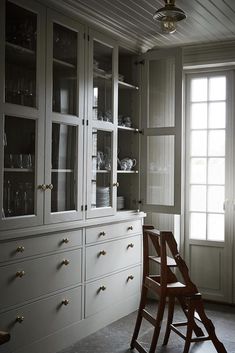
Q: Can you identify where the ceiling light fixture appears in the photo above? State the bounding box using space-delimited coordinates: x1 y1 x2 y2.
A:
153 0 186 34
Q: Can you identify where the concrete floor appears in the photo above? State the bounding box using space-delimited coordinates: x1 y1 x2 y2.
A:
59 300 235 353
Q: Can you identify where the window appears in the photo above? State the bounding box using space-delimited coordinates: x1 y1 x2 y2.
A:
186 74 226 241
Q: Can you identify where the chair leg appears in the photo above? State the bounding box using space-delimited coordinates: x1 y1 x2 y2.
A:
149 296 166 353
182 299 195 353
196 299 227 353
163 296 175 346
178 296 204 337
130 285 148 349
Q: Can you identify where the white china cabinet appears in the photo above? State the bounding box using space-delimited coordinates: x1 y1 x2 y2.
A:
0 1 183 353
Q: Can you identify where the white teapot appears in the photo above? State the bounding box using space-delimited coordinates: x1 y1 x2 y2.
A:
119 158 136 171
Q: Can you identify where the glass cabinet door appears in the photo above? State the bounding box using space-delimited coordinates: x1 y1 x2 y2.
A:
0 0 45 229
86 31 117 218
5 1 37 107
44 11 84 224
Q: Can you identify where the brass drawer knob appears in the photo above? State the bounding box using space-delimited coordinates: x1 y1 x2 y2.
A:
16 270 25 278
113 182 119 187
127 243 134 249
62 259 70 266
99 250 107 256
62 299 69 306
127 275 134 281
16 246 25 253
38 184 46 190
46 184 53 190
99 231 106 237
62 238 69 244
127 226 133 231
99 285 106 291
16 316 24 323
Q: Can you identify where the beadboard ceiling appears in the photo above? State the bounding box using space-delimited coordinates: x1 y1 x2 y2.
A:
49 0 235 52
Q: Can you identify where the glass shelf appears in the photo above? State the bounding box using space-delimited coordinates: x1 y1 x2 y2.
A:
51 169 74 173
53 58 76 69
117 170 139 174
4 168 34 173
118 125 139 132
118 80 139 90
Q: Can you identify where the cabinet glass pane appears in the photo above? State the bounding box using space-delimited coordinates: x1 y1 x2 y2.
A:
146 135 174 206
53 23 77 115
5 1 37 107
91 129 112 209
3 116 35 218
93 41 113 122
149 58 175 128
51 123 76 212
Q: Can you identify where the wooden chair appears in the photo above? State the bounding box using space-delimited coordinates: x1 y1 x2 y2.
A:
0 330 10 345
130 225 227 353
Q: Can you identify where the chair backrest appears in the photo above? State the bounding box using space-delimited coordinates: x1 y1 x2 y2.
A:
143 225 198 295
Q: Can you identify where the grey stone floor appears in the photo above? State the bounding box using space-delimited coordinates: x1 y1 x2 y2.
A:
59 300 235 353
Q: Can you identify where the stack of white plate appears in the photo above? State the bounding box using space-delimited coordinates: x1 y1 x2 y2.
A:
96 187 110 207
117 196 125 210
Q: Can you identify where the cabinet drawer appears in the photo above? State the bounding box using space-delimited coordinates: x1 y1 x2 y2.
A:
86 235 141 280
85 266 140 318
0 248 82 310
0 229 82 263
0 286 82 353
86 219 142 244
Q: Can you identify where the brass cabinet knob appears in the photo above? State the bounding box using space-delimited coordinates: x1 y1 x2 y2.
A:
16 246 25 253
127 275 134 281
99 285 106 291
16 316 24 323
62 259 70 266
16 270 25 278
62 238 69 244
46 184 53 190
127 243 134 249
99 231 106 237
99 250 107 256
113 182 119 187
62 299 69 306
38 184 47 191
127 226 133 231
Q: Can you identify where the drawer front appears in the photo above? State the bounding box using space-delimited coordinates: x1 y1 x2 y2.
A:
0 286 82 353
86 220 142 244
86 235 141 280
0 248 82 310
85 266 140 318
0 229 82 263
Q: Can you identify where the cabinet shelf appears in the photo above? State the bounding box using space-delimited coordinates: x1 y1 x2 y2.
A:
51 169 74 173
118 125 139 132
4 168 34 173
118 81 139 90
117 170 139 174
5 41 36 67
53 58 76 69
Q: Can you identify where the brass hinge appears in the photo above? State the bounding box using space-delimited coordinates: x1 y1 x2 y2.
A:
86 120 89 126
81 205 84 211
82 119 85 125
85 205 87 211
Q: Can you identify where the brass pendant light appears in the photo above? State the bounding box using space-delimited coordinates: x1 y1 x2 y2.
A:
153 0 186 34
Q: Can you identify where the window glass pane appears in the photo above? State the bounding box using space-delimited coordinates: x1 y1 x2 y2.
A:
208 214 224 241
208 102 226 129
3 116 35 218
190 158 207 184
209 77 226 101
149 57 175 127
51 123 77 212
191 78 207 102
208 186 224 213
189 213 206 239
91 129 112 209
190 185 206 211
208 158 225 185
191 103 207 129
191 131 207 156
208 130 225 156
147 135 174 206
93 41 113 122
53 23 77 115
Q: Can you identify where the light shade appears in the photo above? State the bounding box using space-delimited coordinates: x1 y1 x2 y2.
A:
153 0 186 34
